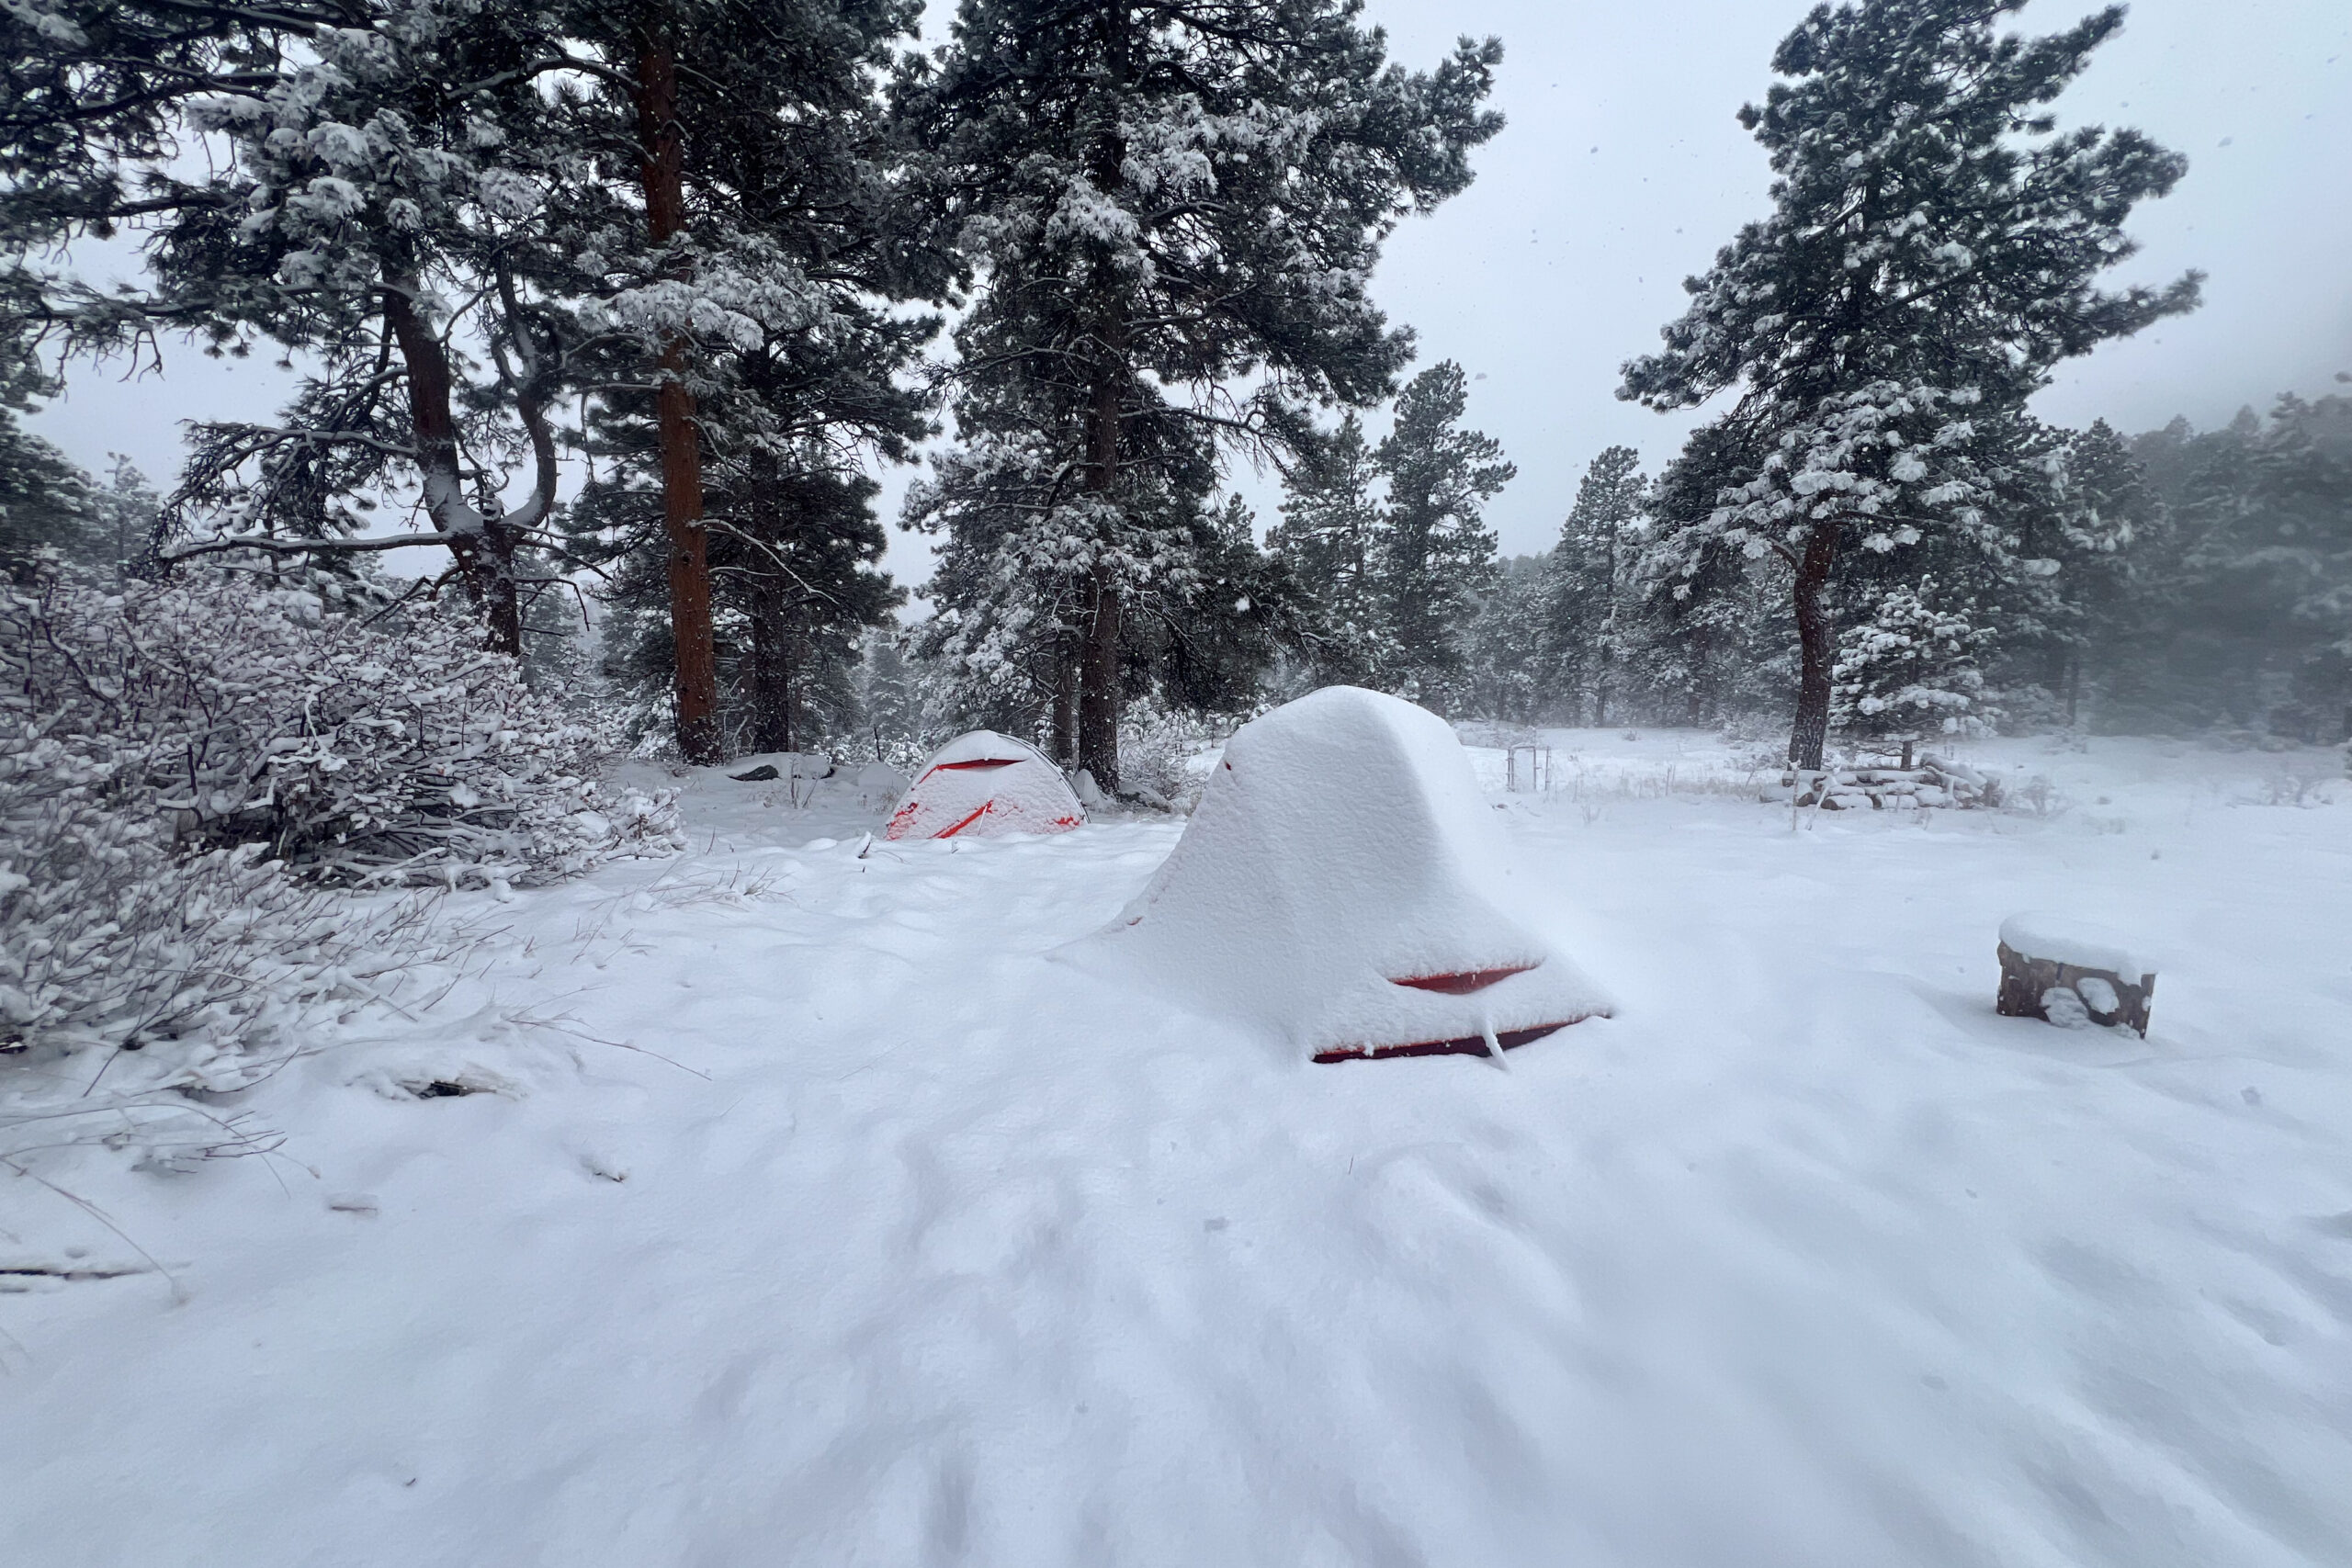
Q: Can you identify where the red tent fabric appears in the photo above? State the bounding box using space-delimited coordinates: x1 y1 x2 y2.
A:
883 732 1085 841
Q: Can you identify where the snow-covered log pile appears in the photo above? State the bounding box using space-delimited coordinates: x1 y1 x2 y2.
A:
1793 754 2003 811
0 566 679 1070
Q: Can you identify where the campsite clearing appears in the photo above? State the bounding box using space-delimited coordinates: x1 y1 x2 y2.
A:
6 730 2348 1568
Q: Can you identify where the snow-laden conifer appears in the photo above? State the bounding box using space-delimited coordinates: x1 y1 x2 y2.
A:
1621 0 2198 770
1374 362 1513 705
905 1 1502 787
59 2 599 649
1269 413 1391 688
906 425 1277 750
549 0 938 761
1829 578 1994 761
1547 446 1648 726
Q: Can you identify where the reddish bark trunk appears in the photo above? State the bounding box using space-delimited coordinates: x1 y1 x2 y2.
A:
636 35 722 763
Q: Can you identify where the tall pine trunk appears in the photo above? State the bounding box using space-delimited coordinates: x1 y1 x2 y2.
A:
1690 623 1715 728
1070 4 1129 795
1788 523 1840 770
382 287 521 654
635 34 722 763
1594 519 1617 728
748 575 796 754
1050 633 1078 768
1078 363 1123 792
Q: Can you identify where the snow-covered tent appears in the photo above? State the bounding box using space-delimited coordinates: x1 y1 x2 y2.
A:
883 731 1085 841
1071 686 1611 1062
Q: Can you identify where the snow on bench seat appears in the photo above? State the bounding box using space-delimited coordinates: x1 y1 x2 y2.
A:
1997 912 2154 982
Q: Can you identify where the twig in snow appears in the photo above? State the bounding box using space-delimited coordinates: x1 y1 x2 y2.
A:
502 1007 709 1080
0 1158 185 1304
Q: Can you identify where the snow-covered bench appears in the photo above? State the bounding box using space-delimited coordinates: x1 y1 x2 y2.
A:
1996 913 2156 1035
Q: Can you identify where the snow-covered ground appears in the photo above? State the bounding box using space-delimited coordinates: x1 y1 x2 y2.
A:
7 730 2350 1567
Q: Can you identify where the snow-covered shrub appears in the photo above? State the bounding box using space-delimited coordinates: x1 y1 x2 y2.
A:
0 565 680 1070
2007 773 2063 817
1119 705 1228 812
1 821 372 1066
5 566 681 887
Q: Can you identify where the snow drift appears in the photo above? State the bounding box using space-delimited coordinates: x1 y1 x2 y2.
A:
1073 686 1611 1062
885 731 1084 841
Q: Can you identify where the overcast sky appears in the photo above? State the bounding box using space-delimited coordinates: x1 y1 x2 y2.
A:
28 0 2351 573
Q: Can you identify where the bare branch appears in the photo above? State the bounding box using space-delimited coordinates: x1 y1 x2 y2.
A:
160 531 458 564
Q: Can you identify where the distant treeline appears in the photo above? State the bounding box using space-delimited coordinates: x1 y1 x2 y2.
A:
1432 393 2352 746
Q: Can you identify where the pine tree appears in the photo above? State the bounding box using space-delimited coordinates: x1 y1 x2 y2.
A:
1934 414 2070 726
1621 0 2198 770
559 118 937 761
1830 577 1992 763
1628 423 1789 726
0 0 349 385
1374 361 1514 706
9 1 933 761
2106 409 2267 730
2038 418 2154 723
906 425 1282 753
730 465 905 755
1462 555 1555 723
1548 446 1646 724
854 628 946 763
905 1 1502 788
556 0 934 761
1136 494 1296 717
904 423 1124 750
2171 396 2352 738
0 416 96 572
88 456 160 576
1269 413 1394 686
64 4 600 650
571 454 906 756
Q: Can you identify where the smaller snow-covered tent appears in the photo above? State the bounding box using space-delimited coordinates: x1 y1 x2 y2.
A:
1070 686 1611 1062
884 731 1085 841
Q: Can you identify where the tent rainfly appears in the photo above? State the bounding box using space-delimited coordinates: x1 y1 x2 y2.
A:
884 731 1085 841
1069 686 1611 1062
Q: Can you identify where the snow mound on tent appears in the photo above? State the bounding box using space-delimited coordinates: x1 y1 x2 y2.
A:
1071 686 1611 1061
884 731 1084 841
